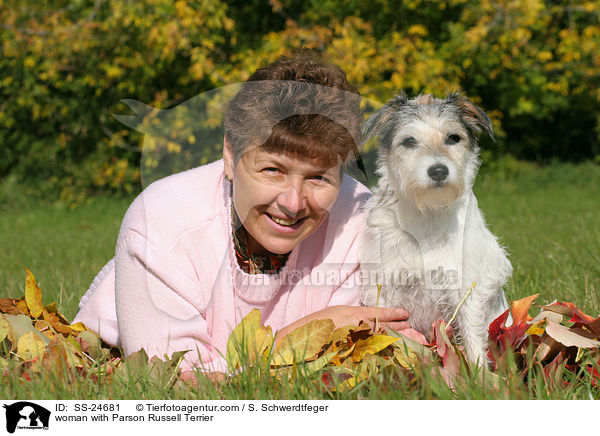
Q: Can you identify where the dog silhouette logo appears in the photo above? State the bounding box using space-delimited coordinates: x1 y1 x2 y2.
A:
3 402 50 433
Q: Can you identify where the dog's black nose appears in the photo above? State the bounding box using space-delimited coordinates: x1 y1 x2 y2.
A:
428 164 449 182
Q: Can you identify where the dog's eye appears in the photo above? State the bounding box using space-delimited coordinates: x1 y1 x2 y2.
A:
445 134 462 145
401 137 418 148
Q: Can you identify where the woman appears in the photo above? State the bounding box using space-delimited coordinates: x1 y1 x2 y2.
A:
74 55 411 373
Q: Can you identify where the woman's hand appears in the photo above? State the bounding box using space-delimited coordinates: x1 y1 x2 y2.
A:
276 305 415 344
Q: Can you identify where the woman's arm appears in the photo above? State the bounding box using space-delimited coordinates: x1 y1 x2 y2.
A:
114 227 221 371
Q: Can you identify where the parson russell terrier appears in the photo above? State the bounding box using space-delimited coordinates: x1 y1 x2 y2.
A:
359 91 512 365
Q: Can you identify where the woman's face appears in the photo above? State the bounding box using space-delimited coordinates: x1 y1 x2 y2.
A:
224 138 343 255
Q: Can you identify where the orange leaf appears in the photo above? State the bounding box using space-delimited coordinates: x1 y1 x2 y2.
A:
510 294 539 324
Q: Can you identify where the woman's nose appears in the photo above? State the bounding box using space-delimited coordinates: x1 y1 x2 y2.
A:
277 179 306 216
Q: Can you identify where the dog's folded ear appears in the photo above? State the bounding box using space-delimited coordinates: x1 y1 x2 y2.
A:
446 92 495 142
362 91 408 150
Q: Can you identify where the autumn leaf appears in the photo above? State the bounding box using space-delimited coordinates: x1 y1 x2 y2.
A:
0 314 13 344
545 320 600 349
352 334 399 363
535 335 563 362
432 319 461 388
24 268 44 319
529 309 563 325
543 301 596 324
271 319 335 366
3 314 50 347
17 331 46 362
511 294 539 324
226 309 273 371
0 298 27 316
384 326 434 363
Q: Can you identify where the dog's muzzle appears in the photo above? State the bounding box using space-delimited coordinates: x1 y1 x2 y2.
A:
427 164 449 182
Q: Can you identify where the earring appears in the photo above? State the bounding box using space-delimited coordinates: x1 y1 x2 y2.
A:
225 174 231 183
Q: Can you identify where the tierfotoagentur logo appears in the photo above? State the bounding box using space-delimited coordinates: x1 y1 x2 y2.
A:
3 402 50 433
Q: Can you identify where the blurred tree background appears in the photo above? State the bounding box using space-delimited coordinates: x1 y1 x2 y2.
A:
1 0 599 206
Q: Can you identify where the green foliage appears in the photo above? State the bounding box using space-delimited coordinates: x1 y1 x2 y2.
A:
0 0 234 205
1 0 599 204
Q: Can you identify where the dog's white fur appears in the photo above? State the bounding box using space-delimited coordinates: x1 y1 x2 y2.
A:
359 92 512 364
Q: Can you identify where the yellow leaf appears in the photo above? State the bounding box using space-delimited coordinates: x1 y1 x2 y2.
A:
69 322 87 333
304 352 337 375
272 319 335 366
330 325 354 343
25 268 43 318
352 334 399 363
17 331 46 361
226 309 273 370
526 322 546 336
16 300 30 316
394 347 418 368
0 314 13 343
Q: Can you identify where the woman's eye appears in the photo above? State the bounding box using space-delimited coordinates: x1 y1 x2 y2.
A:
445 134 462 145
263 167 280 173
311 175 330 183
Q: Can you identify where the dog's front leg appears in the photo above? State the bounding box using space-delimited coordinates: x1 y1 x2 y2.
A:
456 291 493 366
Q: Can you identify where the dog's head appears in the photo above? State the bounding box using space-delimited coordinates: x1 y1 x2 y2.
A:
363 91 494 212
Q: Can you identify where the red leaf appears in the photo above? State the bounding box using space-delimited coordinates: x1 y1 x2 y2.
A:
585 365 600 387
488 309 510 341
496 322 530 353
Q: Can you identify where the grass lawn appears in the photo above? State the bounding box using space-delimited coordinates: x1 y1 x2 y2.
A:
0 161 599 399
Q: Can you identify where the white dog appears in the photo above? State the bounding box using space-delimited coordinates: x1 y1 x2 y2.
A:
359 92 512 365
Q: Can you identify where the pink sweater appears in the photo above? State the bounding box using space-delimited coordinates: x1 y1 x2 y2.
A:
74 159 371 371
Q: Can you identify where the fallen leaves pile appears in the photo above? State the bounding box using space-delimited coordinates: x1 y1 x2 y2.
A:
1 269 599 393
0 269 184 386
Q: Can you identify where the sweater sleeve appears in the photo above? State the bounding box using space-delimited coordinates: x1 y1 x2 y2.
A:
114 227 224 372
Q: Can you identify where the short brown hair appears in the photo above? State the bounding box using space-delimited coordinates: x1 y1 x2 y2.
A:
223 55 363 168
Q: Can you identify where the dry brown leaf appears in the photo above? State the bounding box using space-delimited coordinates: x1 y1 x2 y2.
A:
529 310 563 325
545 320 600 348
0 298 26 315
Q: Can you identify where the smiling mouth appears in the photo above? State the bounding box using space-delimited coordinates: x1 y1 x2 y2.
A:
266 213 306 227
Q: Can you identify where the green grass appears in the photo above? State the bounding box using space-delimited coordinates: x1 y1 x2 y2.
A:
1 160 599 399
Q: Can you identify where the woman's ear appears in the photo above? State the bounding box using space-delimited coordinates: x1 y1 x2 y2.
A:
223 133 234 181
